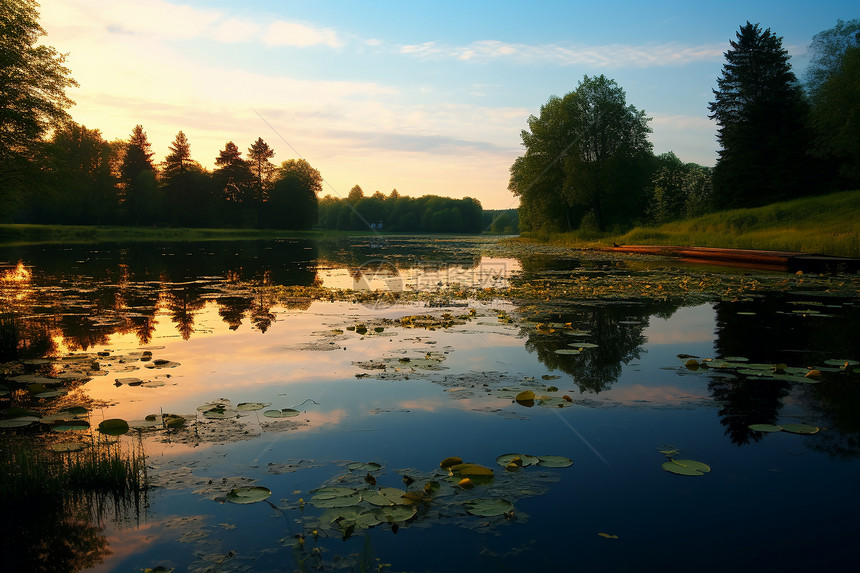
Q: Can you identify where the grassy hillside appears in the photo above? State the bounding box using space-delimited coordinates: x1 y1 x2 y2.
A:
525 189 860 258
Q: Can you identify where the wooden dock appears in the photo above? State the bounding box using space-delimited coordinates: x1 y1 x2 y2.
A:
602 245 860 273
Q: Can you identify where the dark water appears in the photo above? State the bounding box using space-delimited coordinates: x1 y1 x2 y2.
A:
1 237 858 572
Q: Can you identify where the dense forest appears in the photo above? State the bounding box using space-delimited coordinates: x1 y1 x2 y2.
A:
509 20 860 233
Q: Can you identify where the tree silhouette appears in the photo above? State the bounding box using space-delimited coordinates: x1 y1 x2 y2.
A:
708 22 815 208
0 0 77 217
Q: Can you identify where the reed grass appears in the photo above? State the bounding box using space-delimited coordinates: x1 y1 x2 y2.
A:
0 434 147 504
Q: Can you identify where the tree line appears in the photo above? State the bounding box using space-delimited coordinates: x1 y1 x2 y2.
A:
317 187 483 233
510 20 860 233
0 1 484 232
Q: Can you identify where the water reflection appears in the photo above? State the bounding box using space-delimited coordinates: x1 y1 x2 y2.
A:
521 300 683 393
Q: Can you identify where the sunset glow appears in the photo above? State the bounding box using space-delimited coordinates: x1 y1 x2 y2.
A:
39 0 855 209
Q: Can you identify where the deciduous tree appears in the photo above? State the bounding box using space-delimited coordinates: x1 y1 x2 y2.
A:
509 75 652 232
0 0 77 218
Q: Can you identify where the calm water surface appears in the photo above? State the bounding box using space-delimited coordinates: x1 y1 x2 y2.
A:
1 236 858 572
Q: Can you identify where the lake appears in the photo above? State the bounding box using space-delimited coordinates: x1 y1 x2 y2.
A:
1 235 859 572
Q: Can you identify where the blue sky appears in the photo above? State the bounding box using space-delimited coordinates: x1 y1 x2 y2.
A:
42 0 857 208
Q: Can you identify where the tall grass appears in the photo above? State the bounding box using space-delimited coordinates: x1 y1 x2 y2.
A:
0 434 148 514
524 190 860 257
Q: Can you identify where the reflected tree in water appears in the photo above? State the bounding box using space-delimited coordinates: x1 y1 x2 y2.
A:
708 376 790 446
522 302 657 393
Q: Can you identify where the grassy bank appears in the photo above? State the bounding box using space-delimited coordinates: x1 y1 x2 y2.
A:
0 224 338 246
522 189 860 258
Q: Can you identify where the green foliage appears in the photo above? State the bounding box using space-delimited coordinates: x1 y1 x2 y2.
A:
509 75 653 233
805 18 860 100
649 153 713 223
709 22 816 208
809 46 860 187
267 159 322 229
318 193 482 233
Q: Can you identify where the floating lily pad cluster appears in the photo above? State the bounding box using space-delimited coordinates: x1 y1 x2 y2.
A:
677 354 858 384
0 347 180 434
278 452 576 539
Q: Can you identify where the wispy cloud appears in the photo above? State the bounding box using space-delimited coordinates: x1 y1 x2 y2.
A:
400 40 724 67
45 0 344 49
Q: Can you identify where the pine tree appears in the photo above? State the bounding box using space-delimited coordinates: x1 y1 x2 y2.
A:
120 125 160 225
708 22 814 208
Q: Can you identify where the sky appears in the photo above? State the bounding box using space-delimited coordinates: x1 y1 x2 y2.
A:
40 0 857 209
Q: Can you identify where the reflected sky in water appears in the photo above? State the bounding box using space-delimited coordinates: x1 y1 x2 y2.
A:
1 238 859 572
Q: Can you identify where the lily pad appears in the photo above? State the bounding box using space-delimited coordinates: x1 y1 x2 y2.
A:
347 461 382 472
98 418 130 435
464 498 514 517
749 423 783 433
0 416 40 428
449 463 494 477
537 455 574 468
496 453 540 467
311 487 362 508
515 390 535 406
237 402 271 411
362 487 406 506
372 504 417 523
554 349 581 355
52 420 90 432
226 486 272 504
263 408 300 418
781 423 819 435
440 456 463 469
662 459 710 476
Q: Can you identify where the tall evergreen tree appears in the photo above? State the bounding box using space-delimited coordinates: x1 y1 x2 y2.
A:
213 141 254 226
120 125 160 225
161 131 208 226
247 137 275 205
708 22 814 208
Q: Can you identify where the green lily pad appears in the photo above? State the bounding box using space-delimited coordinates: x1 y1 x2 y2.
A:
0 416 40 428
537 455 574 468
662 459 710 476
554 349 581 355
464 498 514 517
347 461 382 472
263 408 300 418
311 487 362 508
3 406 40 419
320 506 382 529
780 423 819 435
362 487 406 506
372 504 417 523
98 418 130 435
749 423 783 432
226 486 272 504
52 420 90 432
496 453 540 467
237 402 271 411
